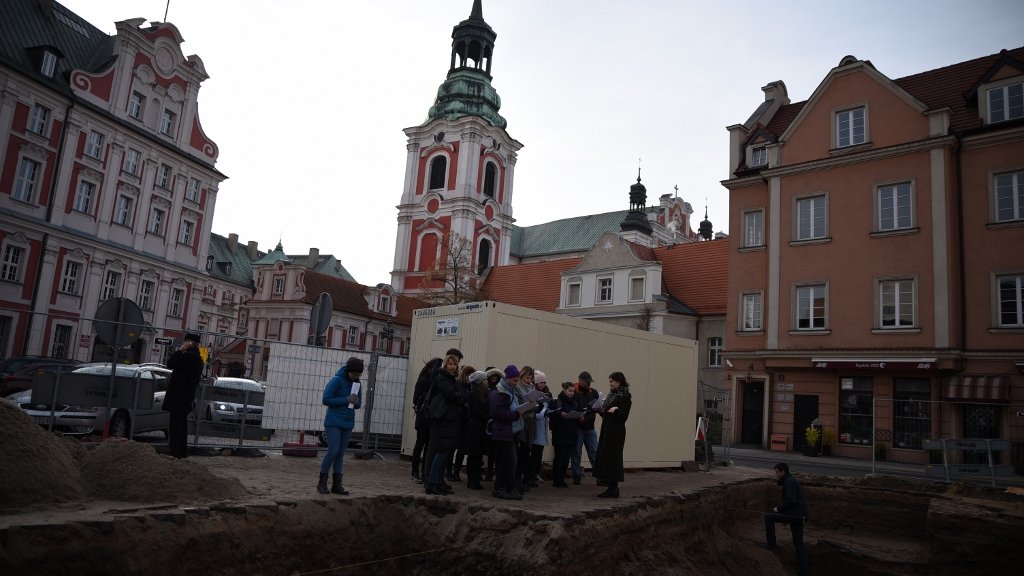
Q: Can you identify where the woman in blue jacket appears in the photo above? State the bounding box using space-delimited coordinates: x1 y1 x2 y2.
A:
318 357 363 495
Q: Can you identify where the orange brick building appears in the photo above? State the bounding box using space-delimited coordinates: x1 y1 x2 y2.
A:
723 48 1024 467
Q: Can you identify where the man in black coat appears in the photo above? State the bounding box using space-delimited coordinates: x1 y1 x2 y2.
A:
163 332 204 458
764 462 809 576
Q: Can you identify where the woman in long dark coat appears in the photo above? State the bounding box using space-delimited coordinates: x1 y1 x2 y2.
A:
464 371 490 489
410 358 441 483
592 371 631 498
424 354 466 495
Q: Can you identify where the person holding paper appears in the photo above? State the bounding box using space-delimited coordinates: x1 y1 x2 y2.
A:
528 371 553 486
488 365 535 500
515 366 537 492
548 382 578 487
318 357 363 496
593 371 632 498
571 371 601 485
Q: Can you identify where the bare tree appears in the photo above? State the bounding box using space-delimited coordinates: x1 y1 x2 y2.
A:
635 304 655 332
417 232 490 306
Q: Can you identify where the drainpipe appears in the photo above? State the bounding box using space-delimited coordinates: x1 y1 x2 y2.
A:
951 134 966 445
953 134 966 358
23 97 75 356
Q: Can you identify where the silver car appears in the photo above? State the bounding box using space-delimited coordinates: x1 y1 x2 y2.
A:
198 376 264 426
10 363 171 437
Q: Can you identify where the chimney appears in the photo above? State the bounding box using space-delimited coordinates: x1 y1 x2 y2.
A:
247 241 259 259
228 233 238 254
307 247 319 268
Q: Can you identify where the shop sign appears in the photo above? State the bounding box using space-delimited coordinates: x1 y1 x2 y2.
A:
812 359 935 370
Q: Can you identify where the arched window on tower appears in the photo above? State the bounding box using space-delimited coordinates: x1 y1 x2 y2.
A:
477 238 492 274
429 156 447 190
483 162 497 198
417 232 440 272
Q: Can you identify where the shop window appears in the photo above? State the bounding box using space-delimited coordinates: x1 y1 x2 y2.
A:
893 378 931 449
838 377 873 445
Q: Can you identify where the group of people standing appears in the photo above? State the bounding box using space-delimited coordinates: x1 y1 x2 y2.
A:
409 348 632 500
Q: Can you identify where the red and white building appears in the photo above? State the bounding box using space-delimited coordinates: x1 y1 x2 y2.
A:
0 1 223 362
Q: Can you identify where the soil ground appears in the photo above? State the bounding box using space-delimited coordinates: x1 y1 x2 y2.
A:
2 401 1022 575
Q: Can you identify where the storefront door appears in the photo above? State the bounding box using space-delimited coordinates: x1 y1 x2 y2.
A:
793 395 819 451
741 380 764 445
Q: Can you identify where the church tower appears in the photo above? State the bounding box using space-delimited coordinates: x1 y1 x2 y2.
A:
391 0 523 294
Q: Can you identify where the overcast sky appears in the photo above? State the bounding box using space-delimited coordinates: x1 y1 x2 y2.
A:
65 0 1024 286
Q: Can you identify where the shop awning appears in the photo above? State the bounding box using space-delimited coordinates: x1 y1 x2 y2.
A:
943 375 1011 403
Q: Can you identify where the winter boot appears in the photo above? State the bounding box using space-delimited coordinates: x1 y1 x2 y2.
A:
597 481 619 498
331 474 349 496
316 473 329 495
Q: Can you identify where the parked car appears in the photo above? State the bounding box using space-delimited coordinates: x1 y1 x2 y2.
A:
0 357 80 396
8 363 171 437
198 376 264 426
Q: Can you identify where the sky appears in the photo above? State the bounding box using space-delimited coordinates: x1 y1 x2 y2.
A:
65 0 1024 286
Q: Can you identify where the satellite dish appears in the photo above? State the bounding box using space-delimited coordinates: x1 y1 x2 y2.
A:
93 297 144 345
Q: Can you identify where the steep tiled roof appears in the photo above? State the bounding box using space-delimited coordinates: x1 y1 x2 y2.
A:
765 101 806 139
511 211 630 258
764 46 1024 138
483 258 582 312
286 253 356 282
625 241 656 262
894 46 1024 133
0 0 114 95
652 239 728 315
302 271 418 326
207 233 262 288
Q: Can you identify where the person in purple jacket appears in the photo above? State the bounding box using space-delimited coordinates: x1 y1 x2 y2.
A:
487 366 535 500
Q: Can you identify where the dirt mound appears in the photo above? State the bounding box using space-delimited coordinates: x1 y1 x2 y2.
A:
0 401 248 510
0 401 85 507
81 441 249 503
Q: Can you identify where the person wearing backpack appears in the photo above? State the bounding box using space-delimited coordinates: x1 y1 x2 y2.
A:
423 354 466 495
410 357 442 484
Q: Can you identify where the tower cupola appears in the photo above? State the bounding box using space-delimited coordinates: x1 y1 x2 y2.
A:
620 169 653 236
427 0 507 128
698 206 714 240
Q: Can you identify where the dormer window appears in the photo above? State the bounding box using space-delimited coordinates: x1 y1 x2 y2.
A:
750 145 767 167
987 82 1023 124
40 51 57 77
378 294 391 313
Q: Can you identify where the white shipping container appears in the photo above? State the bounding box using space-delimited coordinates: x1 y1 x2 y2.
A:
401 301 698 468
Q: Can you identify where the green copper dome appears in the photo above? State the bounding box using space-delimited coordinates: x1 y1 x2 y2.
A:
427 68 506 128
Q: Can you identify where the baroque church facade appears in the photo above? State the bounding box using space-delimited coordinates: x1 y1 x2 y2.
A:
391 1 729 398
